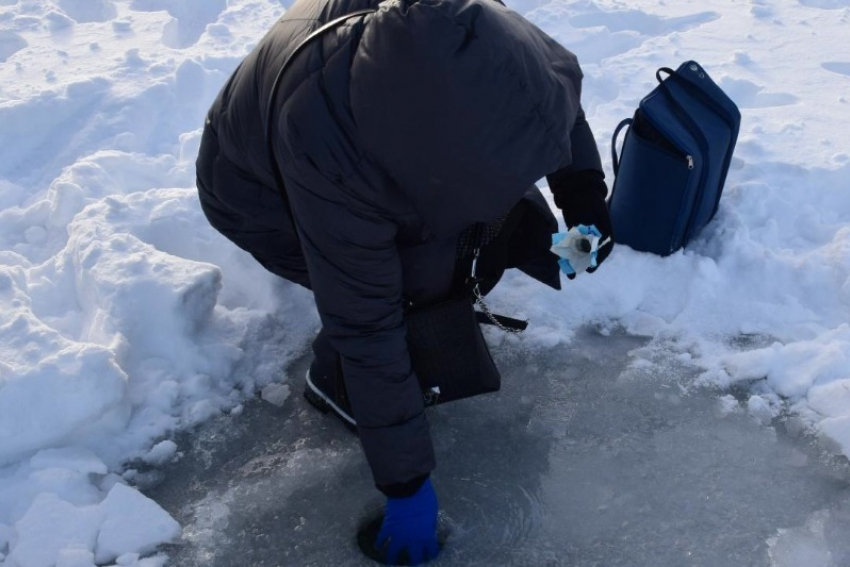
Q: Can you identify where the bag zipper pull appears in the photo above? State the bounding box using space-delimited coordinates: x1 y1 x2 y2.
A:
687 155 695 170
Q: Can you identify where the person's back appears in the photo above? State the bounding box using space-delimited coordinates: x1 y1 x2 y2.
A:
196 0 614 563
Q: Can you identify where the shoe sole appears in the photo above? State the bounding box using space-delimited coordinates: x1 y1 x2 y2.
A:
304 369 358 431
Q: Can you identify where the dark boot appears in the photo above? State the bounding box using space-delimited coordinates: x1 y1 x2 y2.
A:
303 330 357 431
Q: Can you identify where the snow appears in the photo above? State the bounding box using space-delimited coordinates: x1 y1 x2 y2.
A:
0 0 848 565
141 441 177 467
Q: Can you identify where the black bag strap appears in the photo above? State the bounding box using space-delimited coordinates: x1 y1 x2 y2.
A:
264 9 526 334
264 8 376 230
476 311 528 332
262 9 489 280
610 117 632 176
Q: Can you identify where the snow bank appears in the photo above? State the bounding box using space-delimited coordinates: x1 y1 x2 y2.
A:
7 483 179 567
0 1 313 564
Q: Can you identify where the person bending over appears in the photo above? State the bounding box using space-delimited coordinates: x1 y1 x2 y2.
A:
196 0 613 563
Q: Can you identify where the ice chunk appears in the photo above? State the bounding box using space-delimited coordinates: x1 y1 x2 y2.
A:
9 494 101 567
142 440 178 466
748 395 774 424
94 483 181 564
261 383 290 407
818 415 850 456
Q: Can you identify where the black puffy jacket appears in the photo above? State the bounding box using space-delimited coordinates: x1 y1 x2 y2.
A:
197 0 603 493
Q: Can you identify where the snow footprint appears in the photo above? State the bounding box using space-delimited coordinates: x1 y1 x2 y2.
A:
799 0 850 8
750 0 775 18
569 6 719 36
57 0 118 23
718 77 797 108
130 0 227 49
822 62 850 77
530 4 718 65
0 30 27 63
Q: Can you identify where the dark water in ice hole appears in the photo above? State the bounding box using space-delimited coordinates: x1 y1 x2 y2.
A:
146 328 850 567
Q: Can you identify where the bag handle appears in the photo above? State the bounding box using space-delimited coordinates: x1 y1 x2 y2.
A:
658 65 737 129
656 67 675 84
610 117 632 176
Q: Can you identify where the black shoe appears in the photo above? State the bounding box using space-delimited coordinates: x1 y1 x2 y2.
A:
304 367 357 432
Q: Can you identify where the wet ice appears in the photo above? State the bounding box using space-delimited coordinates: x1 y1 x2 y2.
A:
149 330 850 566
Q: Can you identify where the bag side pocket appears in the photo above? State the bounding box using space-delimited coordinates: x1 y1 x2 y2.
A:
609 122 695 255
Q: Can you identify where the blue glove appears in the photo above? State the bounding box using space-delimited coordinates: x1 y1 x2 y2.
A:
549 169 614 277
551 224 607 278
375 477 440 565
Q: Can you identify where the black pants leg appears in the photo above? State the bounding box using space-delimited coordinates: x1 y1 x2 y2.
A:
309 328 349 406
310 329 343 379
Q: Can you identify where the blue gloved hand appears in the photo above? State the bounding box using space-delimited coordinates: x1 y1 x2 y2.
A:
548 168 615 277
375 477 440 565
551 224 608 278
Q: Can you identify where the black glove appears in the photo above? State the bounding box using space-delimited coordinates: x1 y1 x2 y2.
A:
547 168 614 276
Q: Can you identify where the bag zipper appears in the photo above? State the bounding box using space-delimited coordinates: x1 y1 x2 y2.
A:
638 103 696 171
642 110 696 171
641 109 700 251
652 75 715 248
674 65 740 221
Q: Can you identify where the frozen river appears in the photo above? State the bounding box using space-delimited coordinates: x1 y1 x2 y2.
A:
148 329 850 566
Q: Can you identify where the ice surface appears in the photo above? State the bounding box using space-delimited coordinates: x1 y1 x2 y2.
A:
148 330 850 566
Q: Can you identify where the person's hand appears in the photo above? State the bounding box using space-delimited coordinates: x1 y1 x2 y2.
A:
549 169 614 276
375 477 439 565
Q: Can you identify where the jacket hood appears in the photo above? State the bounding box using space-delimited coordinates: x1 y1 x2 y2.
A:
350 0 582 239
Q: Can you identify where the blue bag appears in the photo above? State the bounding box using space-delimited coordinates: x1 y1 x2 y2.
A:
608 61 741 256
